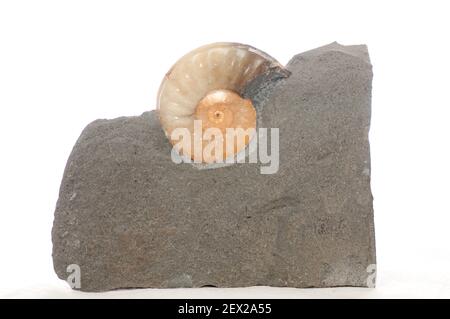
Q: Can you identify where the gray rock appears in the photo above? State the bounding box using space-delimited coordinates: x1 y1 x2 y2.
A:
52 42 376 292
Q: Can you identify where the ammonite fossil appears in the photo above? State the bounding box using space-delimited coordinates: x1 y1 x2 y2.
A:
157 42 287 163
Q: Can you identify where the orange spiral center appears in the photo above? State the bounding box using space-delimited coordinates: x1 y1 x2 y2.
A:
193 89 256 163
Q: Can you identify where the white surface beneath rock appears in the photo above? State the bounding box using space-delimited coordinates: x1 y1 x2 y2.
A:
3 261 450 299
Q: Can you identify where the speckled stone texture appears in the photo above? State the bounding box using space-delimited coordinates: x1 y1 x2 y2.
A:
52 42 376 292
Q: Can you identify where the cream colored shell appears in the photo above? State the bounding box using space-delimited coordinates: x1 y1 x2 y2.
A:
157 42 282 162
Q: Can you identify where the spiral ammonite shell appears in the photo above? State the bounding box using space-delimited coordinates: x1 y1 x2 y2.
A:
157 42 285 163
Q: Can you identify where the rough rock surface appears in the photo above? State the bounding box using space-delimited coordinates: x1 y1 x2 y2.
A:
52 42 376 292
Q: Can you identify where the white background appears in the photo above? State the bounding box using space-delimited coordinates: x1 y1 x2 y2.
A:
1 0 449 298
